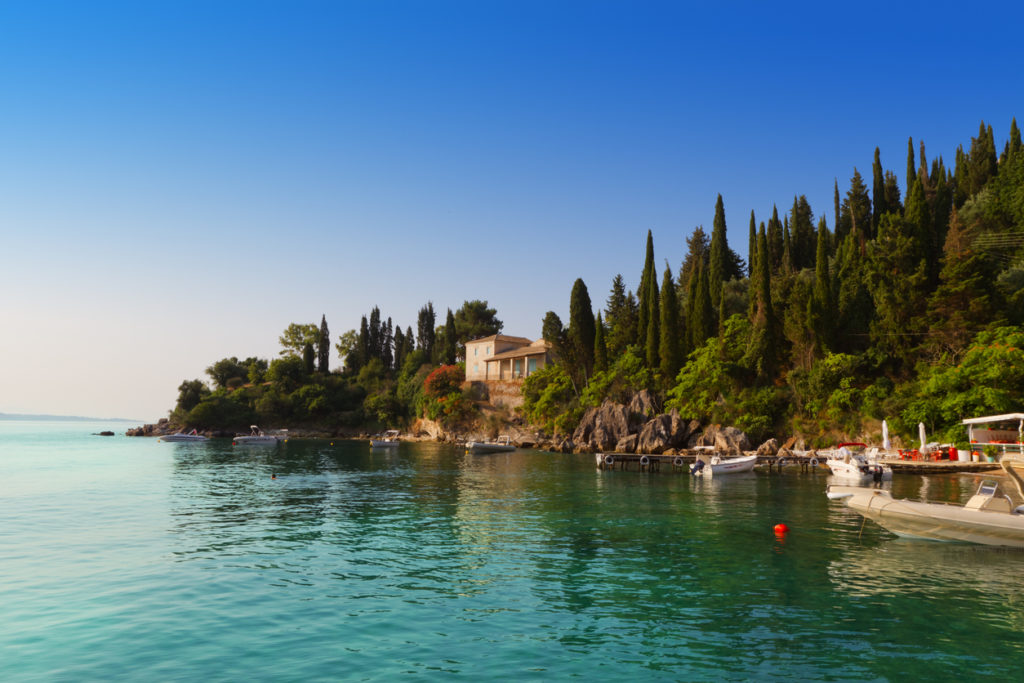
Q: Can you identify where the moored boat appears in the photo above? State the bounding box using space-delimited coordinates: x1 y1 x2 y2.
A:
826 479 1024 547
824 442 892 482
234 425 285 445
466 435 515 454
159 428 209 443
690 453 757 476
370 430 400 448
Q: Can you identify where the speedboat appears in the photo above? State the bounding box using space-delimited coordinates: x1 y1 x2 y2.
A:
826 479 1024 547
159 428 209 443
370 430 400 448
466 435 515 454
825 442 892 482
690 453 757 475
234 425 284 445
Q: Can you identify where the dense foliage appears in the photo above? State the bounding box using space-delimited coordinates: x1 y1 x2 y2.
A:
170 301 503 432
523 118 1024 447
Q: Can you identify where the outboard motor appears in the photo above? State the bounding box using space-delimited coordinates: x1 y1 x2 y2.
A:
872 465 884 483
690 459 705 476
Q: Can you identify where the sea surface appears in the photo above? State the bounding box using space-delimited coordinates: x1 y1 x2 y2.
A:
3 421 1024 681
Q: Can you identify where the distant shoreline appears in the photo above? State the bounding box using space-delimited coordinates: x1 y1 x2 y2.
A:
0 413 140 422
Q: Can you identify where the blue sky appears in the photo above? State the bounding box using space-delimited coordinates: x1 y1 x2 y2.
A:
1 1 1022 420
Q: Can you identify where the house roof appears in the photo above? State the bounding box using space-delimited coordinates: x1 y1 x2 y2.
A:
465 334 533 345
485 341 552 362
962 414 1024 425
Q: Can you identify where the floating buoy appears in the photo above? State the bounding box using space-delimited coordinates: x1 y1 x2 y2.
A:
330 442 334 446
774 523 789 535
271 473 277 480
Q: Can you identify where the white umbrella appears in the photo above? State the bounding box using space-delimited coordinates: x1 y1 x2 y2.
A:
919 422 927 450
882 420 891 450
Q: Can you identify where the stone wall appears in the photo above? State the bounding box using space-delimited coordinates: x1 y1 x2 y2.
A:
470 379 526 409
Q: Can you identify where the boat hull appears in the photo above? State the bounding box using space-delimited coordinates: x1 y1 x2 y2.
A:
234 436 279 445
694 454 757 475
159 434 209 443
466 442 515 454
370 440 399 448
828 485 1024 547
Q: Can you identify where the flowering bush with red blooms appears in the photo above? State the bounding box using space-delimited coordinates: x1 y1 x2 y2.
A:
424 365 464 398
422 364 474 425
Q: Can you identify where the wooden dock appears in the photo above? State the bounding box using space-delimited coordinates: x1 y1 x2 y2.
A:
594 452 1004 474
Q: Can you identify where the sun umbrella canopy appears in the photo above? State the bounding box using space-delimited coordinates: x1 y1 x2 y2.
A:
882 420 891 450
919 422 927 450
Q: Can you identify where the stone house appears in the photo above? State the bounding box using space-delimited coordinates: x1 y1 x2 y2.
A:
464 334 554 408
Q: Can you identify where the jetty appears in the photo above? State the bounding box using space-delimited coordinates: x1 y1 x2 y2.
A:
595 451 1003 474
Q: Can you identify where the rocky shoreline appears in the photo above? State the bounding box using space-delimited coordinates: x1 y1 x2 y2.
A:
126 389 800 457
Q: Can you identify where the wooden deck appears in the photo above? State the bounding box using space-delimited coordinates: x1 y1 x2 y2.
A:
594 452 1003 474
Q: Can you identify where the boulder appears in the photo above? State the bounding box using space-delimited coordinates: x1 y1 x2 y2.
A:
782 436 806 451
572 400 632 452
756 438 780 456
628 390 659 430
689 424 752 453
615 434 638 453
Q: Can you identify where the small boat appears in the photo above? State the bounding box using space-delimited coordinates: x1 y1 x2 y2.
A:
824 442 892 482
159 428 209 443
466 435 515 454
234 425 284 445
370 430 400 448
827 478 1024 547
690 453 757 475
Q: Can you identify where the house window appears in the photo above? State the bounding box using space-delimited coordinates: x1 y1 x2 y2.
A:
474 347 478 357
473 363 479 375
486 346 491 355
514 359 522 377
528 358 537 374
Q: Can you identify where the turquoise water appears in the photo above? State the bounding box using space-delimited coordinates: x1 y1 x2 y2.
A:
3 421 1024 681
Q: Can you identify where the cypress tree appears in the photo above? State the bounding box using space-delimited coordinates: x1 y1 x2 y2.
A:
416 302 436 362
637 230 655 353
813 217 833 350
393 326 406 370
443 309 457 365
688 259 714 350
790 195 815 269
594 312 608 374
568 278 596 381
767 205 783 272
382 318 394 370
302 342 315 375
317 314 330 373
744 228 776 380
904 176 934 280
1009 117 1022 161
872 147 886 232
605 274 638 357
906 136 916 197
833 180 841 247
679 226 709 294
708 194 730 306
645 273 660 369
747 211 757 278
355 315 369 371
659 264 682 380
368 307 382 361
883 170 903 216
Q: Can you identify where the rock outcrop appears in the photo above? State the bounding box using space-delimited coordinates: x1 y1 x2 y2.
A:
689 424 752 454
756 438 780 456
572 400 633 452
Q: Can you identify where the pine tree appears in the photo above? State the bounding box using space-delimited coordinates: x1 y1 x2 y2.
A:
605 274 638 357
594 313 608 374
679 226 709 294
659 264 682 381
302 342 315 375
355 315 369 371
904 176 932 274
883 170 903 216
317 314 330 373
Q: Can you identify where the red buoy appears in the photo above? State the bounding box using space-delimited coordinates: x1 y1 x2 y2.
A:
773 523 789 535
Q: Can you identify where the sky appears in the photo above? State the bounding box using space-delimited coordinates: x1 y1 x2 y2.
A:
1 1 1022 421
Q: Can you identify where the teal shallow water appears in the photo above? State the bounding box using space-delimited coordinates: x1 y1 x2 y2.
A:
3 421 1024 681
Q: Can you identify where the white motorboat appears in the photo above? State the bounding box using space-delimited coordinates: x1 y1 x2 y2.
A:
824 442 892 482
466 435 515 454
370 430 400 448
159 428 209 443
827 479 1024 547
690 453 757 475
234 425 284 445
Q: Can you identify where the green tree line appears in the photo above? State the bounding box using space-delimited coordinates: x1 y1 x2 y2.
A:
524 118 1024 446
